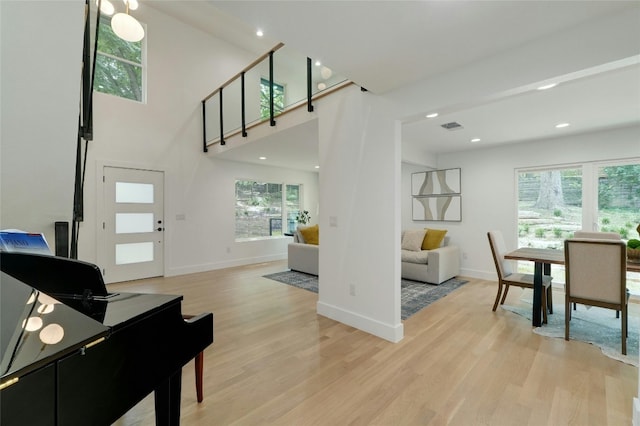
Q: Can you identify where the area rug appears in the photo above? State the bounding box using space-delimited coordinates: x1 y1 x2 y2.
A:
502 290 639 366
262 270 468 320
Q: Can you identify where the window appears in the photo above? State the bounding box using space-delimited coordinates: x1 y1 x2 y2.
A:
596 163 640 238
517 161 640 292
285 184 301 233
517 167 583 283
235 180 301 239
95 16 145 102
260 78 284 120
518 167 582 250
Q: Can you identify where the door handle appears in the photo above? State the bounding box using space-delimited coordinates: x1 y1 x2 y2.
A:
157 227 164 231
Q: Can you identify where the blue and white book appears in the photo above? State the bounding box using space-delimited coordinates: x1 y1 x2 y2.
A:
0 230 52 255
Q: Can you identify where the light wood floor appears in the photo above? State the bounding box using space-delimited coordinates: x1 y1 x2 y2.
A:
110 260 638 425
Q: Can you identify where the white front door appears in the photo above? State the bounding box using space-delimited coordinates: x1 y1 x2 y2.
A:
101 166 164 283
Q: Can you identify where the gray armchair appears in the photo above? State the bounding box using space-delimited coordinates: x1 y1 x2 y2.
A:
564 238 628 355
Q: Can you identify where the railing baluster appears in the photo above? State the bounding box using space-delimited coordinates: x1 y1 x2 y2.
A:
241 71 247 137
307 57 314 113
269 51 275 127
202 100 207 152
219 88 225 146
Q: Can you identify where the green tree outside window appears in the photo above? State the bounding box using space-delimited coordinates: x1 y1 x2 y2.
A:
94 16 144 102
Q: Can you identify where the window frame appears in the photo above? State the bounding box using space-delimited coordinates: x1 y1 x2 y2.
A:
234 179 303 241
94 14 147 103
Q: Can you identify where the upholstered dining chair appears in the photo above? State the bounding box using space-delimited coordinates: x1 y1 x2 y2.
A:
487 230 553 322
573 230 621 240
571 231 621 314
564 238 628 355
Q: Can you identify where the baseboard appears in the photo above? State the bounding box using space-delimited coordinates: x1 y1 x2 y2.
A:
316 301 404 343
459 267 495 281
166 253 287 277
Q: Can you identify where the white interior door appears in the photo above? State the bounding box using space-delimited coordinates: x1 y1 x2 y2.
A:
102 166 164 283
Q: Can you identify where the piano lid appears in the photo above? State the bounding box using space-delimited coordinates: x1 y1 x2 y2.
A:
0 272 110 384
0 252 110 299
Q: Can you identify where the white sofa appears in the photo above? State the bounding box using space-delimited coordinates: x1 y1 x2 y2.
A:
287 227 318 275
401 230 460 284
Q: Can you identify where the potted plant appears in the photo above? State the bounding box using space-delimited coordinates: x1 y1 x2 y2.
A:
628 224 640 263
296 210 311 225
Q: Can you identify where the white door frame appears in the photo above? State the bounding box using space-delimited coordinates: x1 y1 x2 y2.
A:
96 161 165 283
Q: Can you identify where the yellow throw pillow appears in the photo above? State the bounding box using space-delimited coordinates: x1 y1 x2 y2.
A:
299 224 319 245
422 228 447 250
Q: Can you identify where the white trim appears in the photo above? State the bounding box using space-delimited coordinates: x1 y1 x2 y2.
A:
96 160 166 279
316 301 404 343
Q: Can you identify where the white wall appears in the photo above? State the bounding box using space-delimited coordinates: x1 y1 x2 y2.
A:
316 85 403 342
0 1 85 243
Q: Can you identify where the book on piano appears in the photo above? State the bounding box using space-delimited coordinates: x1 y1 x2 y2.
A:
0 231 51 255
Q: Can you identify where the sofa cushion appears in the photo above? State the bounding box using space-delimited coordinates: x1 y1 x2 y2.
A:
422 228 447 250
401 249 429 264
402 229 427 251
299 224 319 245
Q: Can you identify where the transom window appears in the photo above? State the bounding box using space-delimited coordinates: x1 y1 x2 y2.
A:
95 16 145 102
235 180 302 239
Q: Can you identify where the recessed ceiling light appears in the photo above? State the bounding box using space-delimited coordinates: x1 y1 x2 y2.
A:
315 165 320 169
470 138 481 143
315 60 321 67
555 123 570 128
256 29 264 37
537 83 558 90
426 113 438 118
259 156 267 160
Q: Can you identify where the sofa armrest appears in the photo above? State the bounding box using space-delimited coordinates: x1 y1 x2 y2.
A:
287 242 319 275
426 245 460 284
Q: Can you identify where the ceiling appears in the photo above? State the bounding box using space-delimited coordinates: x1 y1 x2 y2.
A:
148 1 640 170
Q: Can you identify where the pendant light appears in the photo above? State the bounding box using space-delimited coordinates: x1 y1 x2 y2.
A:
110 0 144 42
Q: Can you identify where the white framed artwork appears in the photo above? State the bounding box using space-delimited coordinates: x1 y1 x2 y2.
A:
411 168 462 221
411 168 461 196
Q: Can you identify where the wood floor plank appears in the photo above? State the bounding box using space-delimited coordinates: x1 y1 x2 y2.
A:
109 260 638 425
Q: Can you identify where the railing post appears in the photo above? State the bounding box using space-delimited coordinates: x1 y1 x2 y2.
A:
219 88 225 146
269 51 276 127
241 71 247 137
307 57 314 112
201 100 208 152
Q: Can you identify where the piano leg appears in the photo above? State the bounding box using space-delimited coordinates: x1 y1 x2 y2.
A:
195 352 204 403
154 370 182 426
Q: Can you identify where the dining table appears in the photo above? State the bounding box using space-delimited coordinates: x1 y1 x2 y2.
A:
504 247 640 327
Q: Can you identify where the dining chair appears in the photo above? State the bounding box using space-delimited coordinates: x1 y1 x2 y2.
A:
573 230 621 240
564 238 628 355
487 230 553 322
571 231 621 315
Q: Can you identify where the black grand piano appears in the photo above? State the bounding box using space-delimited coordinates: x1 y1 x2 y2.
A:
0 252 213 426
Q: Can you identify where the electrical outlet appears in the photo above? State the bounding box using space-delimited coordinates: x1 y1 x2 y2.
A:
226 247 231 254
463 252 468 260
349 284 356 296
